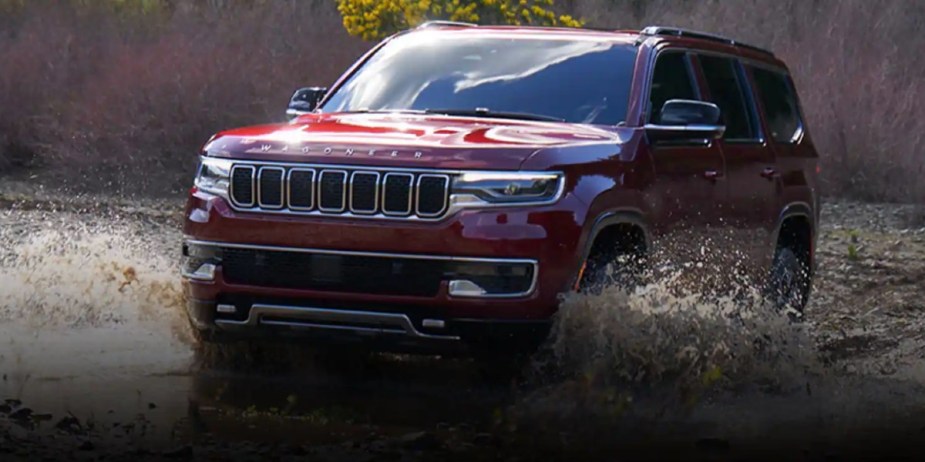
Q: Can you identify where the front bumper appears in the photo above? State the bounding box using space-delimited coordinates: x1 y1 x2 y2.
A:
187 298 550 354
182 191 587 351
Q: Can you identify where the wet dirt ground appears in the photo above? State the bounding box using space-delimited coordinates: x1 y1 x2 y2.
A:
1 189 925 460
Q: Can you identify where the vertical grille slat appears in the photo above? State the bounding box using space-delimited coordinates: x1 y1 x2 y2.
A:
416 174 450 217
349 171 380 214
382 173 414 216
228 163 451 220
230 165 255 207
257 167 285 209
287 169 315 210
318 170 348 212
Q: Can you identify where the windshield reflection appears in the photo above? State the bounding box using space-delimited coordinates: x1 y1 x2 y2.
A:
322 32 637 125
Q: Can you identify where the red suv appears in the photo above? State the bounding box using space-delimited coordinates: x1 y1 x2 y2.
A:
182 23 819 354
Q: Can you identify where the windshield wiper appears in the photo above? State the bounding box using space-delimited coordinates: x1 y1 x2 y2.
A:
424 108 565 122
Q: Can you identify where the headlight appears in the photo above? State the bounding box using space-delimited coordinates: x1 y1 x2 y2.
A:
194 156 233 196
450 171 564 206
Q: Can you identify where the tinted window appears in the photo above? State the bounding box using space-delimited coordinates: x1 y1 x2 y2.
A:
753 68 802 143
699 55 758 140
648 52 698 123
321 33 637 125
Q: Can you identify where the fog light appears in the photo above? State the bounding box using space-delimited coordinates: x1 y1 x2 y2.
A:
189 207 210 223
448 280 488 297
445 260 535 297
184 263 216 281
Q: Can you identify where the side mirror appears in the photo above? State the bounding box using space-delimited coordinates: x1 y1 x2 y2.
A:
646 99 725 142
287 87 327 120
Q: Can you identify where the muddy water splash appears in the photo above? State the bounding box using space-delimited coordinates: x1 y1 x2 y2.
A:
0 207 192 380
0 212 182 326
556 278 816 387
524 272 820 417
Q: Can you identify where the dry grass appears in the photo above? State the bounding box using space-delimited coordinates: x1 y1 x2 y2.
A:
0 0 365 197
1 0 923 203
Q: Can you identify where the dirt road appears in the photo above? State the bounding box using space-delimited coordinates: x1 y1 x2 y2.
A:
1 192 924 460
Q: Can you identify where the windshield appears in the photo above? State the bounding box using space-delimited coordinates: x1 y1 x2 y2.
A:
320 32 637 125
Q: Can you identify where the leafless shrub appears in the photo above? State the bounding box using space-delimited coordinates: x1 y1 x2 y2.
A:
571 0 925 202
1 0 923 202
0 0 365 196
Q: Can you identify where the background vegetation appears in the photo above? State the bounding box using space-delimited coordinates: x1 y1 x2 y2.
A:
0 0 923 203
336 0 581 40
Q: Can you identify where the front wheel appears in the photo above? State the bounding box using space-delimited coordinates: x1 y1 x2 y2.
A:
578 251 645 294
766 247 811 316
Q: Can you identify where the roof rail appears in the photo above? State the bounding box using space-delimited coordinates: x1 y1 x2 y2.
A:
417 20 478 29
639 26 774 57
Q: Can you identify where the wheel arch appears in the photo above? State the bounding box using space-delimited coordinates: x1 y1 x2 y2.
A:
772 201 816 272
573 209 652 289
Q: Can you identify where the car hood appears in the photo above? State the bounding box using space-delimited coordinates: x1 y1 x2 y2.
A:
203 112 624 170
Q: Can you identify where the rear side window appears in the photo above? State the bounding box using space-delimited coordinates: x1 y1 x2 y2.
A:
648 52 698 123
752 68 802 143
699 55 758 141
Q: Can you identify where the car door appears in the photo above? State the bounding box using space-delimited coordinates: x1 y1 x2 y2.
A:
750 64 808 214
645 50 728 275
696 53 778 281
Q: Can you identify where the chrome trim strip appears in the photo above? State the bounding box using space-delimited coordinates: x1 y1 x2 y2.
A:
184 239 539 298
215 304 461 340
257 166 286 210
381 172 414 216
415 174 450 218
185 239 536 264
222 205 442 222
421 319 445 329
348 171 380 215
286 168 316 211
229 165 256 207
318 170 348 213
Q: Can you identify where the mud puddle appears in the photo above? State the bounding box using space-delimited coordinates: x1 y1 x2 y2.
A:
1 194 925 459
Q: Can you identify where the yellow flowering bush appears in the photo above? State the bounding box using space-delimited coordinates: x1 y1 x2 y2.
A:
336 0 583 41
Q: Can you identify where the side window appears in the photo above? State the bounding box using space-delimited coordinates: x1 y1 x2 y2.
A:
648 52 698 123
752 67 802 143
699 55 758 141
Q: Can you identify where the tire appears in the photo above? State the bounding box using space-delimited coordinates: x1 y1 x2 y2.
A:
578 250 645 294
766 247 811 316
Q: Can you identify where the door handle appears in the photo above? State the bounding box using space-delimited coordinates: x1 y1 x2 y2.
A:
760 167 778 180
703 170 722 181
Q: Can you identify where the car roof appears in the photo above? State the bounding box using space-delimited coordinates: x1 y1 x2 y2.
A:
408 22 786 68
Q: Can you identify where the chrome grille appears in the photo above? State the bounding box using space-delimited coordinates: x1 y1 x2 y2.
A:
227 162 451 220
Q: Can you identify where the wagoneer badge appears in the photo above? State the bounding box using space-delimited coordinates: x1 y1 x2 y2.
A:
241 141 424 159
